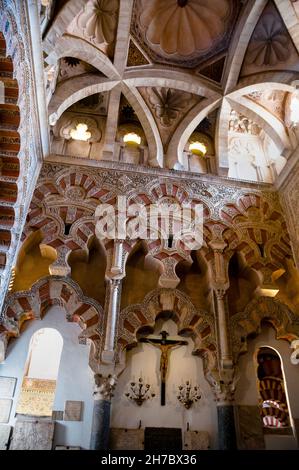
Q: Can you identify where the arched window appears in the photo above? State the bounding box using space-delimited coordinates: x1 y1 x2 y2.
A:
16 328 63 417
256 347 290 428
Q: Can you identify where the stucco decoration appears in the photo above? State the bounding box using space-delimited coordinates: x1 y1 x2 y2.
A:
146 87 192 127
140 0 230 57
57 58 98 85
247 14 290 67
242 2 299 76
247 90 286 123
132 0 238 68
66 0 119 57
77 0 119 46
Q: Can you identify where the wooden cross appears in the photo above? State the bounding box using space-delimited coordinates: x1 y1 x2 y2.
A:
140 331 188 406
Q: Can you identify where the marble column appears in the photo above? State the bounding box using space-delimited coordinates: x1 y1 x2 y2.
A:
215 288 232 369
217 404 237 450
102 278 122 363
90 374 117 450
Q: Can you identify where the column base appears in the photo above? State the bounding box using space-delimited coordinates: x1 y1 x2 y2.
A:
101 350 115 363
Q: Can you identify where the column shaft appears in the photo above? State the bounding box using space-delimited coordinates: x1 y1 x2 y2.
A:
217 404 237 450
90 399 111 450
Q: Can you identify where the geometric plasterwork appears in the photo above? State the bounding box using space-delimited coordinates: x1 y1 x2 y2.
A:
57 57 98 85
127 39 150 67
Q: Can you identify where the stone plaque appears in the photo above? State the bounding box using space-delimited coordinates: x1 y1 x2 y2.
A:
10 419 55 450
237 405 265 449
63 401 83 421
0 399 12 423
52 410 64 421
0 377 16 398
109 428 144 450
183 430 210 450
0 424 11 450
144 427 182 451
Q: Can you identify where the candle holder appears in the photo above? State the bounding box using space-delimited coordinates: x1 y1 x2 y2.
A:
125 377 155 406
177 381 201 409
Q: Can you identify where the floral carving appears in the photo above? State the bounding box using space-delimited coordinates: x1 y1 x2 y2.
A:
139 0 231 57
229 110 260 135
77 0 119 45
246 11 290 66
146 87 191 127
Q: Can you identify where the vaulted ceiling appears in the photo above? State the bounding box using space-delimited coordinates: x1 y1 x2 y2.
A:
41 0 299 182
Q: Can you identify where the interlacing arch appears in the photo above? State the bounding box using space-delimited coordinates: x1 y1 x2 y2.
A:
117 288 217 373
19 171 293 281
231 296 299 361
219 193 292 271
1 276 104 363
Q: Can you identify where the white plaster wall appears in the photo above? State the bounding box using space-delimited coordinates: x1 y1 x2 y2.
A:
235 325 299 450
0 305 94 449
111 319 218 449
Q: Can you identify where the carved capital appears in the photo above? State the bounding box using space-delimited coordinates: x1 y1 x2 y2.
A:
48 245 71 276
291 339 299 365
209 239 227 252
93 374 117 401
0 332 8 363
158 257 180 288
215 288 227 300
108 278 122 291
207 368 238 405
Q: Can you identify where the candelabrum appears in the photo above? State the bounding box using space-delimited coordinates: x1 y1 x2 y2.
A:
125 377 155 406
177 381 202 409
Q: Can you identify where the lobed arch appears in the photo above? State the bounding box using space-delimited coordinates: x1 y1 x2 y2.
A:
1 276 104 366
231 296 299 361
117 288 216 374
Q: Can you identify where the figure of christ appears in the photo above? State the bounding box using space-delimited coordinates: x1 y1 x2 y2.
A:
139 330 188 405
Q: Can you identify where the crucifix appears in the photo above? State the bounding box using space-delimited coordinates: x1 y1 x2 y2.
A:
139 331 188 406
